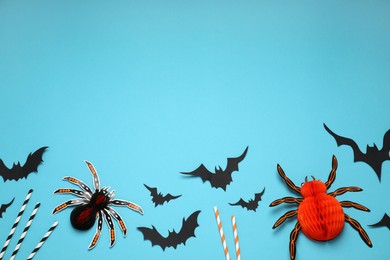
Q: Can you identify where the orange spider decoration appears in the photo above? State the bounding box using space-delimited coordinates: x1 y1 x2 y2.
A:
270 156 372 260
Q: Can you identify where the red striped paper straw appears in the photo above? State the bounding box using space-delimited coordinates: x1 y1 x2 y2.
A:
231 215 241 260
214 206 230 260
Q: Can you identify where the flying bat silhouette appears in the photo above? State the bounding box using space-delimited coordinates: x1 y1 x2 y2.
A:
369 213 390 230
180 146 248 191
144 184 182 207
229 187 265 211
137 210 201 250
324 124 389 182
0 147 48 182
0 198 15 218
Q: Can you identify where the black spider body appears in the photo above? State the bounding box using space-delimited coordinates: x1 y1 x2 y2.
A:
53 161 144 249
70 190 109 230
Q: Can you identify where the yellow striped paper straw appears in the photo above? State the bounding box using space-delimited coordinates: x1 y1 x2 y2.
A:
231 215 241 260
214 206 230 260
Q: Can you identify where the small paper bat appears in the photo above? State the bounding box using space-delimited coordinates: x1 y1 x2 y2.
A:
0 198 15 218
324 124 389 182
229 187 265 211
144 184 182 207
137 210 201 250
369 213 390 230
180 146 248 191
0 146 48 182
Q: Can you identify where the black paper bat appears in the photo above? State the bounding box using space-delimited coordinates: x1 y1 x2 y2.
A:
137 210 201 250
0 198 15 218
144 184 182 207
0 146 48 182
180 146 248 191
324 124 389 182
369 213 390 230
229 187 265 211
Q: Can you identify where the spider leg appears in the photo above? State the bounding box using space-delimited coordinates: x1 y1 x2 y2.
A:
272 210 298 229
344 214 372 247
102 209 116 247
325 155 337 189
84 160 100 191
53 188 89 199
289 222 301 260
52 199 88 214
277 164 301 194
109 199 144 215
328 186 362 197
63 176 93 197
270 197 303 207
107 206 127 237
340 201 370 212
88 211 103 250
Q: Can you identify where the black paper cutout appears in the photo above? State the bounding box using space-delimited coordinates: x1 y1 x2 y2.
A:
144 184 181 207
229 187 265 211
369 213 390 230
324 123 389 182
0 147 48 182
137 210 201 250
0 197 14 218
180 146 248 191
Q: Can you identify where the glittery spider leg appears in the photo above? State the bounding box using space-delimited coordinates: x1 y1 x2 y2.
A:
102 209 115 247
62 176 93 198
107 206 127 237
88 211 103 250
84 160 100 191
52 199 88 214
109 199 144 215
53 188 88 199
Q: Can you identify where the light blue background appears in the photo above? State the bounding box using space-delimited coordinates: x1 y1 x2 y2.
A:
0 0 389 259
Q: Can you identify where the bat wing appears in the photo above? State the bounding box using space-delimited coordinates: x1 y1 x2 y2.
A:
324 124 365 162
138 210 201 250
0 198 15 218
171 210 201 248
22 146 48 174
0 159 12 182
254 187 266 203
369 213 390 230
381 129 390 159
138 226 171 250
224 146 249 174
163 193 182 203
180 164 213 183
144 184 158 197
229 198 249 209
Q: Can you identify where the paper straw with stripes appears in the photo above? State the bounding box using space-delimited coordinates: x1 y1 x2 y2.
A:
0 189 33 260
26 221 58 260
10 202 41 260
214 206 230 260
231 215 241 260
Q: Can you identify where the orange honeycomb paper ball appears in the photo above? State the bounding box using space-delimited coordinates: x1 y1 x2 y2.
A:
298 180 345 241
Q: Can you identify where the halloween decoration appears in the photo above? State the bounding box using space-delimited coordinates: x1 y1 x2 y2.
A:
270 156 372 260
52 160 144 249
138 210 200 250
369 213 390 230
10 203 40 259
0 189 33 259
231 215 241 260
181 146 248 191
144 184 181 207
324 123 389 182
26 221 58 260
214 207 230 260
229 187 265 211
0 147 48 182
0 198 14 218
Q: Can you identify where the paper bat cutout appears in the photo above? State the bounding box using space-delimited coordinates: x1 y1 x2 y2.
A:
0 146 48 182
138 210 201 250
180 146 248 191
324 123 389 182
0 198 15 218
229 187 265 211
144 184 181 207
369 213 390 230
